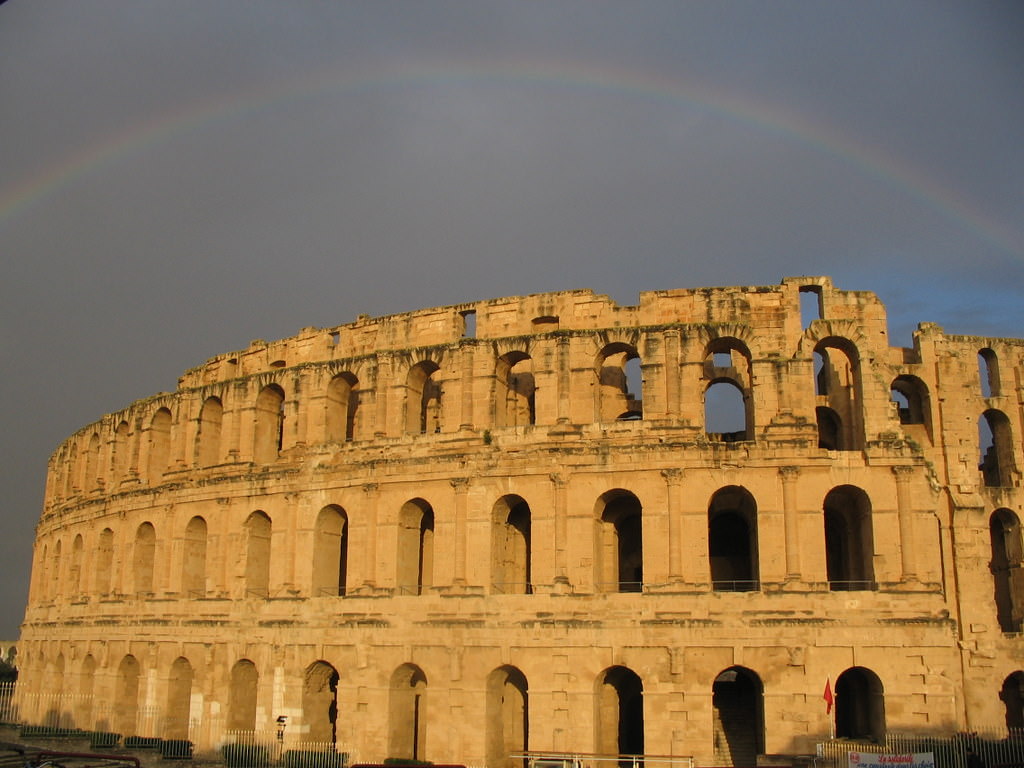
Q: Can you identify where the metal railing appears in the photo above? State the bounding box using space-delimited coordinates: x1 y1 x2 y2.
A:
816 729 1024 768
512 751 693 768
827 580 879 592
711 580 761 592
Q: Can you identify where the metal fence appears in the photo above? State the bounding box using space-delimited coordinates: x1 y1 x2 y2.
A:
512 751 694 768
816 730 1024 768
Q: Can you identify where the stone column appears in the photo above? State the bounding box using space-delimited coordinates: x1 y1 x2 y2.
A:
556 336 571 423
375 353 392 439
460 343 475 430
451 478 470 584
893 466 917 581
663 329 682 419
663 469 683 583
361 483 379 588
780 466 802 581
551 473 570 587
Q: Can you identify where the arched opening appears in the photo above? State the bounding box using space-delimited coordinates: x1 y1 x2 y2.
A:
76 655 96 730
389 664 427 761
891 375 932 443
799 285 823 328
165 657 193 740
115 655 140 737
492 496 532 594
69 534 84 597
980 410 1016 487
708 487 758 591
228 660 258 731
113 421 131 480
712 667 764 767
595 666 643 759
824 486 876 591
183 516 208 597
813 339 864 450
979 348 1000 398
835 667 885 742
595 343 642 421
244 511 272 598
303 661 339 744
495 353 536 427
254 384 285 462
990 509 1024 633
816 406 842 450
63 444 77 497
96 528 114 596
596 491 643 593
196 397 223 467
407 361 442 434
326 373 359 442
397 500 434 595
84 433 100 490
48 540 61 601
312 505 349 597
1000 672 1024 730
486 666 528 768
148 408 172 481
133 522 156 595
705 380 748 441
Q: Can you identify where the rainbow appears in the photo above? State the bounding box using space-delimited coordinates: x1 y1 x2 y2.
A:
1 57 1018 257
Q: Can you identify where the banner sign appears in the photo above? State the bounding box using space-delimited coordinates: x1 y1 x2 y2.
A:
848 753 936 768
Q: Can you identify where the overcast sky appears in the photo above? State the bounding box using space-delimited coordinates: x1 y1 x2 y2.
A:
1 1 1022 639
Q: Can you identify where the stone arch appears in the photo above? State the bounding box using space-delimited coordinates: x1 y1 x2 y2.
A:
595 490 643 593
68 534 84 597
397 499 434 595
594 666 643 758
824 486 876 591
594 342 642 422
312 505 349 597
491 495 532 594
115 654 141 737
228 659 258 731
495 352 536 428
165 656 194 740
835 667 885 742
486 665 528 768
813 337 864 451
254 384 285 462
196 396 223 467
979 348 1000 398
407 361 442 435
712 666 764 767
990 509 1024 633
326 372 360 442
303 660 340 744
708 486 759 591
133 522 156 595
1000 671 1024 730
891 375 932 442
980 409 1016 487
147 408 172 481
703 338 753 441
183 516 208 597
83 432 100 490
389 664 428 761
76 654 97 730
244 511 272 597
96 528 114 596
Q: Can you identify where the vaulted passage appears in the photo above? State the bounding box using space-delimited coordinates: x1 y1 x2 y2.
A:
228 659 258 731
397 499 434 594
824 486 875 591
712 667 764 767
596 491 643 592
303 661 340 744
492 496 532 594
389 664 427 761
487 666 528 768
312 505 349 597
595 666 643 760
990 509 1024 633
835 667 885 742
165 657 193 740
708 487 758 591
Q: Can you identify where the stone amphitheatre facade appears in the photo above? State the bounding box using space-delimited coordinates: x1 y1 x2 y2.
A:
16 277 1024 766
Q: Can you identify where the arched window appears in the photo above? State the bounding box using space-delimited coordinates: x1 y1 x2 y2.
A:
397 500 434 595
254 384 285 462
115 655 140 737
407 362 442 434
813 339 864 450
708 487 759 591
491 496 532 594
312 505 349 597
824 486 876 591
77 655 96 730
979 348 1000 398
303 661 340 744
83 433 100 490
1001 672 1024 730
596 490 643 593
980 410 1016 487
495 353 536 427
712 667 764 767
595 666 643 758
835 667 885 742
891 375 932 443
50 540 62 599
595 343 642 421
486 666 529 768
147 408 172 481
67 534 84 598
703 339 752 441
113 421 131 480
228 659 258 731
133 522 156 595
196 397 223 467
166 657 194 740
244 511 272 597
389 664 428 761
95 528 114 596
816 406 842 450
705 380 748 441
326 373 359 442
63 444 77 497
990 509 1023 633
183 516 208 597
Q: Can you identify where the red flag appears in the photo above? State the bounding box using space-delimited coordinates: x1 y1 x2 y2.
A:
824 678 834 714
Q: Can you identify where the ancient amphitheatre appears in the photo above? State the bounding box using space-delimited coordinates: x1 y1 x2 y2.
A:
16 276 1024 766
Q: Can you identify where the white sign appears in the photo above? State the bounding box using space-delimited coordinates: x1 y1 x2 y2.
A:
848 753 936 768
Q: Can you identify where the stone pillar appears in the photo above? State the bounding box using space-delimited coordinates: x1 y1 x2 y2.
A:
361 483 379 588
893 466 917 581
663 469 683 583
460 343 475 430
551 473 570 587
451 478 469 584
556 336 571 423
780 466 802 581
663 329 682 419
375 354 392 439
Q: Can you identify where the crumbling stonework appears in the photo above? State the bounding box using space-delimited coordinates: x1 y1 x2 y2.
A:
16 277 1024 765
